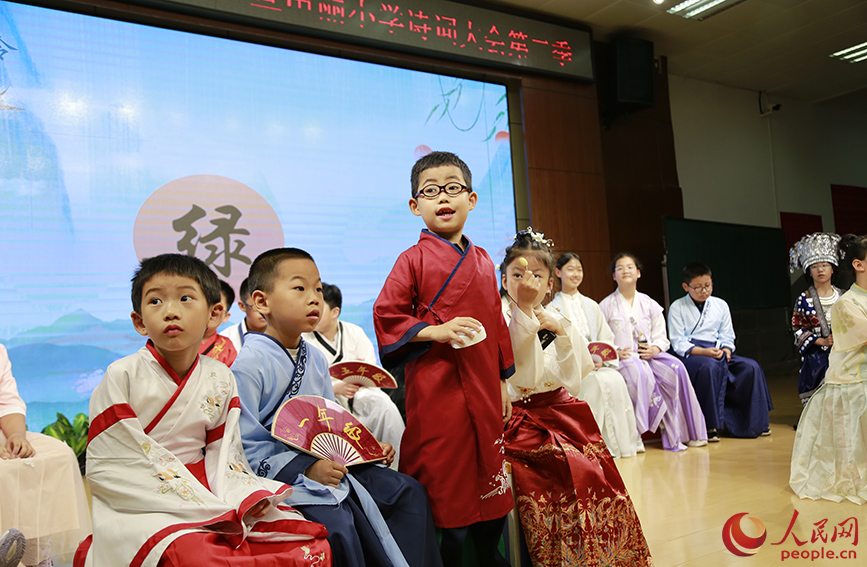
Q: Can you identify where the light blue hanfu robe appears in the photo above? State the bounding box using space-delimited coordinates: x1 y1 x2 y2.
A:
668 295 773 438
233 333 442 567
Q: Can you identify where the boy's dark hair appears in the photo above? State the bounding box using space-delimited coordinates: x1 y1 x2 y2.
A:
248 248 315 294
611 252 643 273
321 283 342 311
410 151 473 197
682 262 712 283
131 253 221 314
219 280 235 307
239 278 251 302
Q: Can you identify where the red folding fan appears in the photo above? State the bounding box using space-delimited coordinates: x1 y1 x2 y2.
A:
588 341 618 364
328 361 398 389
271 395 385 466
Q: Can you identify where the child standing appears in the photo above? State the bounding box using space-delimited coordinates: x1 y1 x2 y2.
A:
199 279 238 366
668 262 773 440
790 234 867 503
373 151 514 567
548 252 645 458
500 231 652 566
233 248 441 567
600 253 707 452
303 283 405 467
76 253 330 567
789 233 844 406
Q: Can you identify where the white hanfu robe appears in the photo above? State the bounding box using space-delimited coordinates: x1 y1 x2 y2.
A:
547 291 644 457
790 284 867 503
80 343 328 567
303 321 405 467
222 319 250 353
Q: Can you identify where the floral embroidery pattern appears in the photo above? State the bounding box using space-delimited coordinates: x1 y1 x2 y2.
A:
154 468 204 505
507 439 652 566
201 378 230 422
482 437 510 500
516 490 652 566
302 545 327 564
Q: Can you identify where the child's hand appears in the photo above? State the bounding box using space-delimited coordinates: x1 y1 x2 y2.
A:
693 346 724 359
535 308 565 336
428 317 482 345
244 500 271 520
637 344 661 360
516 268 543 315
334 381 361 399
594 359 603 371
816 336 834 347
616 347 634 359
3 433 34 459
305 459 348 487
500 380 512 425
378 442 395 466
722 347 732 362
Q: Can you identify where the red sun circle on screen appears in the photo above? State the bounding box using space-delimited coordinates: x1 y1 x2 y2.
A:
133 175 284 293
722 513 767 556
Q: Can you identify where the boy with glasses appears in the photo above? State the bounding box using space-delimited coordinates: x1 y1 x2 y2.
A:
668 262 773 440
374 151 514 567
223 278 268 352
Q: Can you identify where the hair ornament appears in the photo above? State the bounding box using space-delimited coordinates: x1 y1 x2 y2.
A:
788 232 841 273
514 227 554 248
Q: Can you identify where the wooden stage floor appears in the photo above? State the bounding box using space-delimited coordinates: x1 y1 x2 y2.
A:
615 365 864 566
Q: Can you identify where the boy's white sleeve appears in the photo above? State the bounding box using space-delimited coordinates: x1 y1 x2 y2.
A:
667 299 693 357
717 299 737 352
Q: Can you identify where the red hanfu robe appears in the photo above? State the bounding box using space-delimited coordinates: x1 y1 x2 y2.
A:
374 230 515 528
199 332 238 367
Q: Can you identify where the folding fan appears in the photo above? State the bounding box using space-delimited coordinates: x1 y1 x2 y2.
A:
271 395 385 466
329 361 398 388
588 341 618 364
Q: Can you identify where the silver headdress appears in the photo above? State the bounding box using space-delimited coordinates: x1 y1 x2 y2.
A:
514 227 554 248
789 232 841 273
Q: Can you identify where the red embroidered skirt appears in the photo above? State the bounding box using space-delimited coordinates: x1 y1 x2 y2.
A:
504 387 652 566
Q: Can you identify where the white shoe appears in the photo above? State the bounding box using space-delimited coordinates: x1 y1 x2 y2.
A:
687 439 708 448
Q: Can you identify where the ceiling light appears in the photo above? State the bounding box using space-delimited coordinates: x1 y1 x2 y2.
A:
830 41 867 64
653 0 666 5
667 0 750 21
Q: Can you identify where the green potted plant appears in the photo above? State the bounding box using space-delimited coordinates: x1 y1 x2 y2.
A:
42 412 89 475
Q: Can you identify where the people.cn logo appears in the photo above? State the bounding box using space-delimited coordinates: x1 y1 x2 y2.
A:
722 513 767 556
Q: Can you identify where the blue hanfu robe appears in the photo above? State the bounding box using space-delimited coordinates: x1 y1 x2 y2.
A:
233 333 442 567
668 295 773 437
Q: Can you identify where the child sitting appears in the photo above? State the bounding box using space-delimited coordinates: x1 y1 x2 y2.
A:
199 279 238 366
547 252 645 458
233 248 442 567
790 234 867 503
1 343 91 567
500 230 652 566
75 253 330 567
668 262 773 440
373 151 514 567
223 278 268 352
302 283 405 466
600 253 708 451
